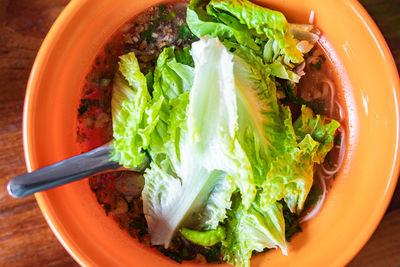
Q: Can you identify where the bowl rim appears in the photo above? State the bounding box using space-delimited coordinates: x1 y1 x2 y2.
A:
23 0 400 266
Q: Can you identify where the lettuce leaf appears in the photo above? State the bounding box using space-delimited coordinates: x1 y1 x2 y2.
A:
110 52 161 168
148 47 194 168
222 195 287 267
152 47 194 102
187 0 260 50
143 38 256 247
259 107 339 213
294 106 341 163
268 61 300 82
260 135 319 213
187 0 303 63
208 0 303 63
227 42 297 186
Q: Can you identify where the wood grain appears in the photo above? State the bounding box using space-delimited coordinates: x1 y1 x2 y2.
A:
0 1 78 266
0 0 398 266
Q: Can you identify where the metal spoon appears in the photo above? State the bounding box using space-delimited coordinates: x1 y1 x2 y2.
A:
6 144 149 198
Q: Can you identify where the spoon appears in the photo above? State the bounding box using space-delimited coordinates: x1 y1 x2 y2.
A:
6 144 149 198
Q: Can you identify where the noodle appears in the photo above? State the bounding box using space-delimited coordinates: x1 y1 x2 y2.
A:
297 46 347 222
319 79 335 117
300 173 327 222
320 128 346 176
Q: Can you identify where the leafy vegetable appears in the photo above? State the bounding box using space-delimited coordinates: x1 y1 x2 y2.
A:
302 184 323 213
147 46 194 170
222 196 287 267
178 24 198 40
268 61 300 82
187 0 303 63
174 46 195 67
143 38 255 247
282 201 302 241
110 52 161 168
145 70 154 93
260 134 319 213
152 47 194 102
283 83 325 115
294 106 340 163
207 0 303 63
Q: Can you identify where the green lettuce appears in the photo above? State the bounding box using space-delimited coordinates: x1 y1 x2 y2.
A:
222 196 287 267
260 135 319 213
187 0 260 50
152 47 194 102
142 38 256 247
230 46 297 186
294 106 341 163
259 107 340 213
147 47 194 168
187 0 303 63
110 52 161 168
268 61 300 82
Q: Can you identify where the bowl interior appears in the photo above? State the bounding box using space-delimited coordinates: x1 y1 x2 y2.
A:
24 0 400 266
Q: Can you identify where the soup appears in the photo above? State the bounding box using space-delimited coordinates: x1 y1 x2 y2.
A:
76 0 347 265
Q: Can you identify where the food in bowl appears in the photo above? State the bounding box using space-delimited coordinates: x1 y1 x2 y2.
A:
77 0 346 266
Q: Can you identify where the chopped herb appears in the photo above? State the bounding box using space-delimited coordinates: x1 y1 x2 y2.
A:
156 246 183 263
312 56 325 70
95 56 101 66
313 61 322 70
334 134 342 146
252 247 269 256
166 11 176 21
130 218 145 230
302 184 323 213
140 28 156 43
325 152 335 168
205 244 222 263
283 83 325 114
158 4 166 17
281 201 302 241
78 98 91 116
178 24 198 40
145 70 154 94
130 217 148 241
104 204 111 216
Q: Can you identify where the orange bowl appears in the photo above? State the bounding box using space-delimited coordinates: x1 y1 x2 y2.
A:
23 0 400 266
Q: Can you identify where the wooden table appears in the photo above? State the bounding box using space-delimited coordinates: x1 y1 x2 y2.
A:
0 0 399 266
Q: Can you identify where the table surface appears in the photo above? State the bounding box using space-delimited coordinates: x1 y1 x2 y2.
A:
0 0 399 266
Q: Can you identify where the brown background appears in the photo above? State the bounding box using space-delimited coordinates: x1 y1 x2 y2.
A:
0 0 399 266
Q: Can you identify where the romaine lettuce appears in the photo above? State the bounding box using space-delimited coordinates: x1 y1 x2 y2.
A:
187 0 303 63
143 38 256 247
110 52 161 168
222 196 287 267
294 106 341 163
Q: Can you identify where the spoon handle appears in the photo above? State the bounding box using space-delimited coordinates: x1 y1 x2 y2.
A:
7 145 121 198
